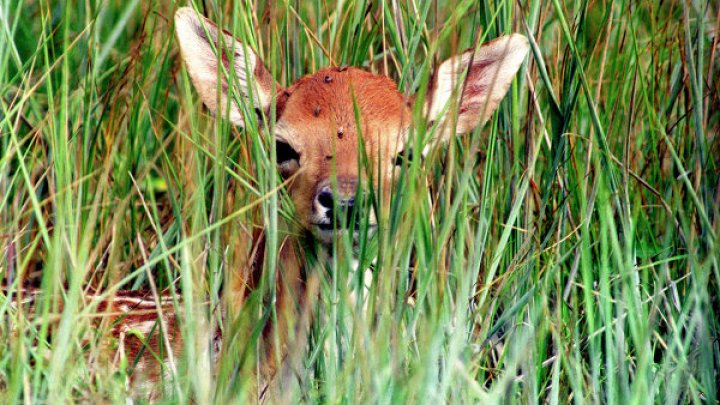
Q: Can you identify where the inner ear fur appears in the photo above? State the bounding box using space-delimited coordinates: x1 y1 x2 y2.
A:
174 7 281 127
424 34 529 140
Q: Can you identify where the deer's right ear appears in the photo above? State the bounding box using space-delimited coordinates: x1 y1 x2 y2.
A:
174 7 279 127
422 34 529 141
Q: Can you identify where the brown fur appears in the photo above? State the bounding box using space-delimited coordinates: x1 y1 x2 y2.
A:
274 67 411 228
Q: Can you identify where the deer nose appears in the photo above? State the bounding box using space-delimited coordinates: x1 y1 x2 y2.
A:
317 188 354 210
314 179 358 227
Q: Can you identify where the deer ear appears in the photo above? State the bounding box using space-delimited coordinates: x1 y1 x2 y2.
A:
174 7 280 127
424 34 529 140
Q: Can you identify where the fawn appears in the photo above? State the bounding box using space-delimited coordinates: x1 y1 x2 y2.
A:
174 6 527 391
10 6 529 399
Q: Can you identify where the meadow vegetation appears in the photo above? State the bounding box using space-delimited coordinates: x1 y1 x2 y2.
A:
1 0 718 402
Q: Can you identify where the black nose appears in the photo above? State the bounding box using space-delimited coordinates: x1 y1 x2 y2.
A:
317 188 354 209
317 189 334 209
315 186 357 227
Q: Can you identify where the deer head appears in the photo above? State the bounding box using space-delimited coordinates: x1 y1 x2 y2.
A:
174 7 529 244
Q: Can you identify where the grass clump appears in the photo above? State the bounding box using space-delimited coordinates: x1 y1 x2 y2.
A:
1 0 718 403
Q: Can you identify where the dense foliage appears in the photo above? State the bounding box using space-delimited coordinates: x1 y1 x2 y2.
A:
1 0 718 402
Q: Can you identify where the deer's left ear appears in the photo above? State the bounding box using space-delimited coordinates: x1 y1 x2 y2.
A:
174 7 279 127
423 34 529 140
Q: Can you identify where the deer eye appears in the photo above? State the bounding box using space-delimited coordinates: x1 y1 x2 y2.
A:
276 140 300 176
394 149 414 166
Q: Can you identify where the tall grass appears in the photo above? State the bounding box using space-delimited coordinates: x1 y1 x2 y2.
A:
1 0 718 403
